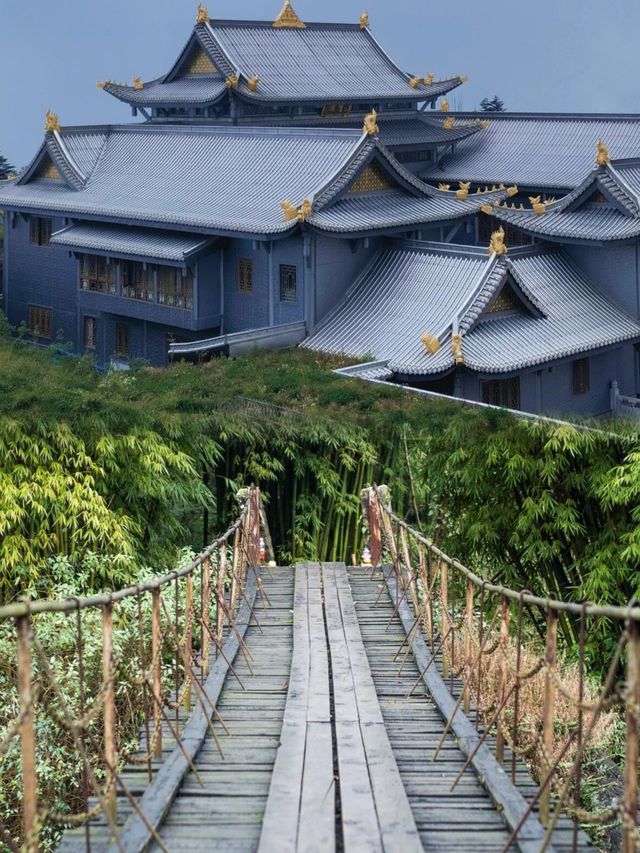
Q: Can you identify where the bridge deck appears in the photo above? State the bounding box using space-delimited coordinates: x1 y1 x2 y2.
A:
58 562 590 852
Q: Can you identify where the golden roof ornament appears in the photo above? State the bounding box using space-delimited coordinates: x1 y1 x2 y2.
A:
44 111 61 133
423 74 434 86
247 75 260 92
443 116 454 130
458 75 469 83
273 0 306 29
488 226 507 256
363 109 379 136
451 333 464 365
408 76 421 89
507 185 518 196
197 4 209 24
455 181 470 200
133 76 144 90
480 203 493 215
438 183 450 191
280 199 313 223
225 75 239 89
596 140 611 167
298 199 313 222
359 11 369 28
440 98 449 113
481 119 490 129
96 81 106 89
420 333 441 354
529 195 546 215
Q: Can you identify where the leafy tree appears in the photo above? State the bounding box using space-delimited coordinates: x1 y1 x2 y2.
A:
0 153 15 179
480 95 506 112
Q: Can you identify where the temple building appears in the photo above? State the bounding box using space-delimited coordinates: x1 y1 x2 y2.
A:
2 1 640 417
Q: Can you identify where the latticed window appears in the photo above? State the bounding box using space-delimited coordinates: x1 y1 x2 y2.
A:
279 265 297 304
157 267 193 310
28 305 52 339
80 255 116 294
238 259 253 293
121 261 153 302
348 161 395 194
185 48 217 74
84 316 97 350
481 377 520 410
572 358 590 396
115 323 129 357
30 217 52 246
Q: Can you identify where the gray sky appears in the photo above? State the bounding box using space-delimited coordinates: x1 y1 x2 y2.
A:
1 0 638 168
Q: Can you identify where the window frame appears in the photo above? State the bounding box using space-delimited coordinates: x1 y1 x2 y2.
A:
279 264 297 304
83 316 97 351
481 376 521 410
237 258 253 294
115 322 129 358
28 305 53 340
30 216 53 247
572 357 590 396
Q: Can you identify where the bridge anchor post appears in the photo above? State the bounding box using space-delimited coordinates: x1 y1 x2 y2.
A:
623 617 640 853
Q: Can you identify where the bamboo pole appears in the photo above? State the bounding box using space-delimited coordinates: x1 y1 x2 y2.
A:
202 557 211 676
183 577 193 713
102 603 117 823
17 615 38 849
440 559 449 679
623 619 640 853
151 589 162 760
540 608 558 825
463 579 474 714
217 546 227 649
495 595 509 764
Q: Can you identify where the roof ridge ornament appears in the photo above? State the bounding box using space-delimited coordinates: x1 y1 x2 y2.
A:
596 140 611 167
280 199 313 223
408 76 421 89
363 109 379 136
488 226 507 255
225 75 239 89
359 11 369 28
247 75 260 92
440 98 449 113
273 0 306 29
132 76 144 90
44 111 61 133
529 195 547 215
420 333 441 354
443 116 454 130
455 181 470 200
423 74 434 86
451 332 464 365
197 4 209 24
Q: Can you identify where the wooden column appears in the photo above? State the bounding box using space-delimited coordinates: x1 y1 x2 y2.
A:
495 595 510 764
540 608 558 825
183 577 193 713
623 617 640 853
151 589 162 760
102 603 117 823
17 615 38 847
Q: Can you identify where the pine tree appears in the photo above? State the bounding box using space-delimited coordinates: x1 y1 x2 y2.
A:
0 153 15 179
479 95 506 112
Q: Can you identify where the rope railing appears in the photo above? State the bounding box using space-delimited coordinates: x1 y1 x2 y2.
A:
0 486 269 853
361 485 640 853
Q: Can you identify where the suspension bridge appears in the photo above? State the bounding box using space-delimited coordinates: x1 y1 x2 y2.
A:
1 487 639 852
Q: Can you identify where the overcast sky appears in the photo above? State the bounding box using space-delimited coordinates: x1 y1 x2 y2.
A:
1 0 638 168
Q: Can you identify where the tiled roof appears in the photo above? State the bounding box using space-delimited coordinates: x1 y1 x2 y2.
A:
206 20 461 103
310 188 502 234
424 113 640 190
50 223 212 262
488 160 640 242
1 124 494 237
304 242 640 375
102 77 227 107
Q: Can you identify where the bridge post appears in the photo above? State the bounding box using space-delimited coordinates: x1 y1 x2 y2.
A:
16 614 38 848
440 560 449 679
151 589 163 760
540 608 558 825
623 617 640 853
102 602 117 823
184 576 193 713
495 596 510 763
202 557 211 676
463 579 474 714
217 547 227 649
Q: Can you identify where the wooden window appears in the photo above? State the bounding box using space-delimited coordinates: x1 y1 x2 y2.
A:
489 284 519 314
572 357 590 396
80 255 117 294
481 377 520 410
84 316 97 350
157 267 193 309
115 323 129 357
279 264 297 304
121 261 153 302
30 217 52 246
238 258 253 293
28 305 53 339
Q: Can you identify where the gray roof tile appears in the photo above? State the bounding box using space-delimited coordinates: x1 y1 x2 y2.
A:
103 77 227 107
305 243 640 375
50 223 212 262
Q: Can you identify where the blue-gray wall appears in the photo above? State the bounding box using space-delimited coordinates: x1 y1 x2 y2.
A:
314 235 379 324
566 243 640 319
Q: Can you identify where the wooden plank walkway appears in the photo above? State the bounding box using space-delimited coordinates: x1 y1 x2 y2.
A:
348 565 591 852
